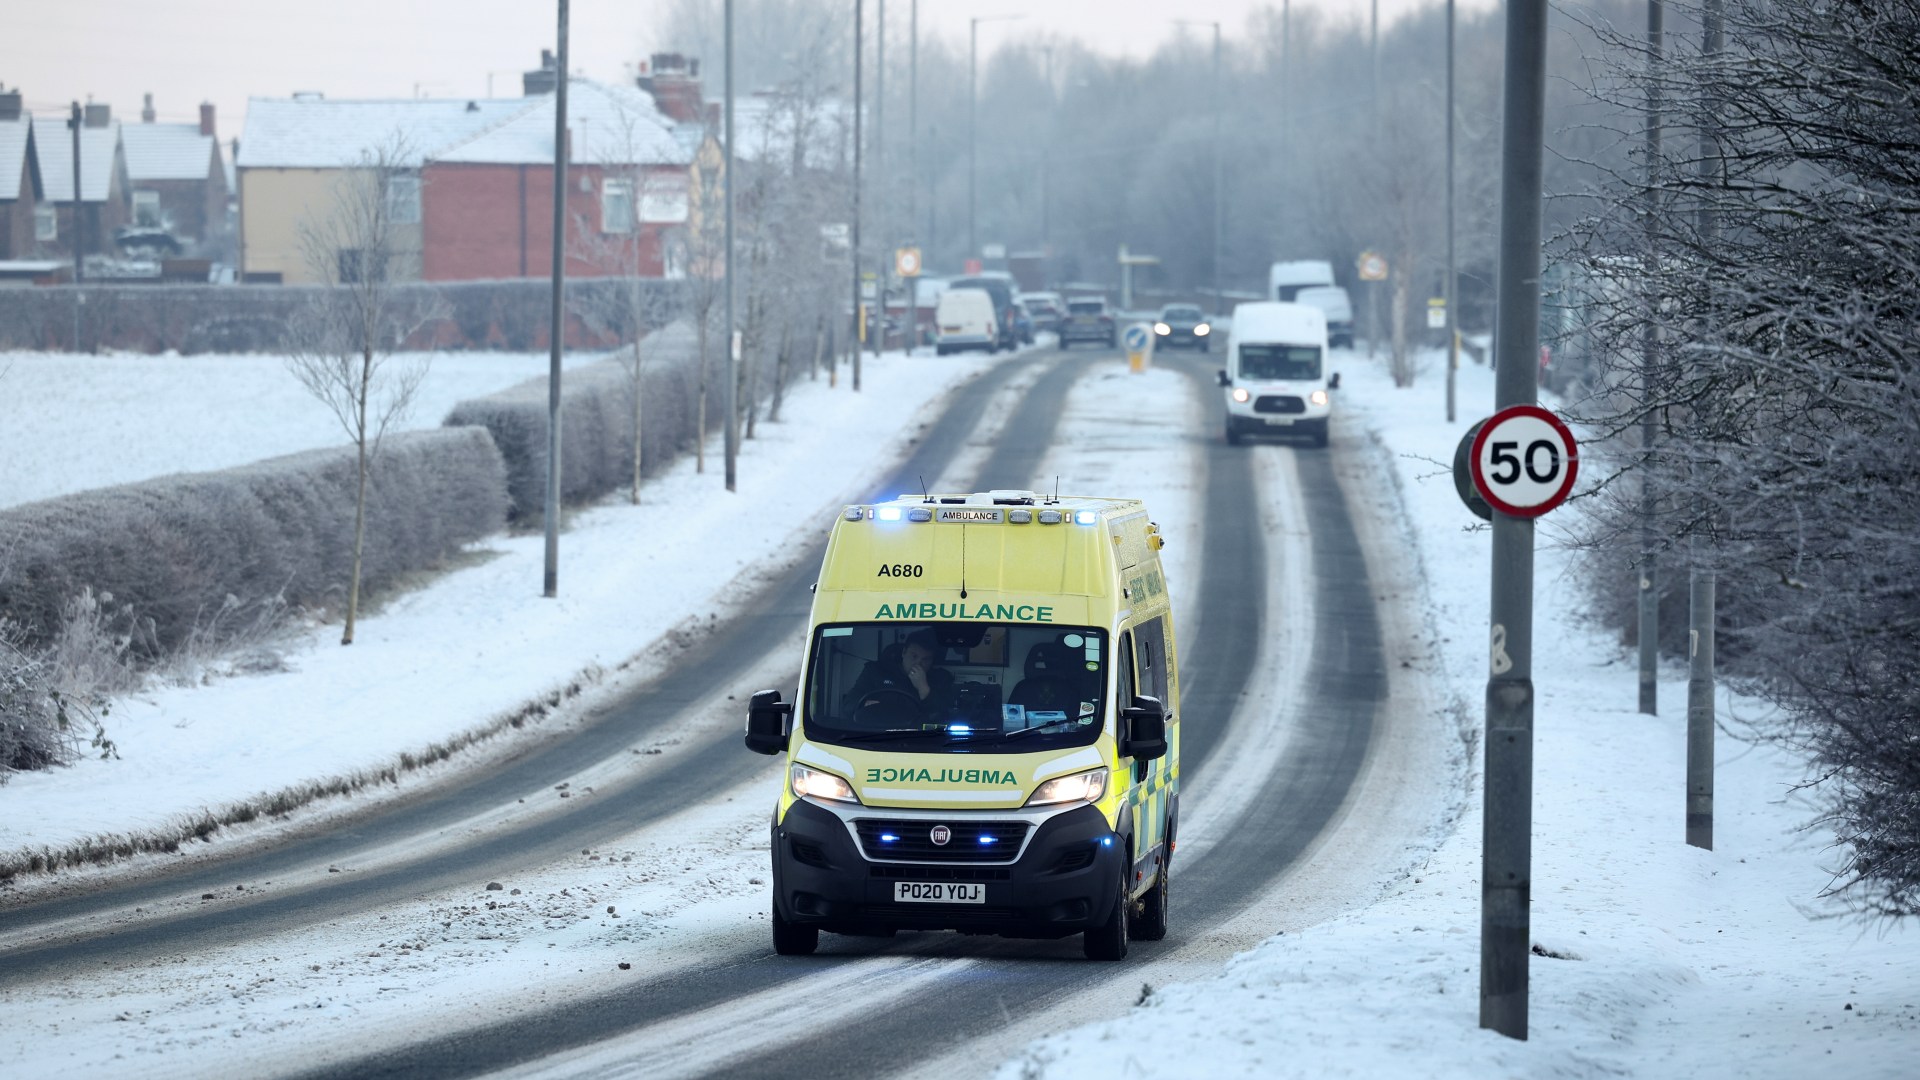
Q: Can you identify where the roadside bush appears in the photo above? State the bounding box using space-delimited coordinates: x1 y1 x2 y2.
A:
445 323 701 520
0 427 508 659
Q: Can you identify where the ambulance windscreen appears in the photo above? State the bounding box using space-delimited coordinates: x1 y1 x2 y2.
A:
804 623 1109 754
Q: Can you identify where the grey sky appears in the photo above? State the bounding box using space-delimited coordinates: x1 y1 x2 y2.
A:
6 0 1443 142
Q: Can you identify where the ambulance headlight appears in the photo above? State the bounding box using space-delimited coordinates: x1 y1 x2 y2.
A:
1194 323 1210 336
1154 322 1171 335
1310 389 1329 407
876 506 903 522
791 764 860 803
1026 768 1108 806
1231 387 1251 403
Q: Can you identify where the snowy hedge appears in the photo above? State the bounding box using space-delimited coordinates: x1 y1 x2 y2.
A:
0 427 508 657
445 323 703 520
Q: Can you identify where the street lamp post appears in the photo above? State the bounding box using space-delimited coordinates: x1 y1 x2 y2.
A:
968 14 1023 263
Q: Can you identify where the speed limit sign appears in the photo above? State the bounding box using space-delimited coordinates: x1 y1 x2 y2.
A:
1469 404 1579 518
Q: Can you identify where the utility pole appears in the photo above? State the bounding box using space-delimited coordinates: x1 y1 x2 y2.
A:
1481 0 1549 1043
909 0 918 249
67 102 83 284
1639 0 1663 716
852 0 864 390
1687 0 1723 852
723 0 738 491
544 0 569 598
1445 0 1457 424
1210 23 1223 317
966 15 1022 263
1040 45 1052 265
874 0 886 358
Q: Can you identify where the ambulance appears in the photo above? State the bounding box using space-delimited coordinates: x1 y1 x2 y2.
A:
744 491 1180 960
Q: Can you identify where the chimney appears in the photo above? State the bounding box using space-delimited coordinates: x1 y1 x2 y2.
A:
142 92 156 123
84 102 111 128
199 102 216 137
523 48 558 96
0 89 21 122
638 52 705 124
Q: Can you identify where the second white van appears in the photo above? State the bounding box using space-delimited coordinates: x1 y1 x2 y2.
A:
936 288 999 355
1217 301 1339 447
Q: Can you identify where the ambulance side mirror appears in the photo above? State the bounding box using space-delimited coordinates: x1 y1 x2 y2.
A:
1215 370 1230 387
744 689 793 755
1122 694 1168 761
1329 372 1341 390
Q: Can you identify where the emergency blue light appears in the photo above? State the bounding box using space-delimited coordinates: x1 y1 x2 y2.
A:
979 835 999 845
907 507 934 522
876 507 903 522
1074 510 1098 525
1101 836 1114 847
880 833 899 843
948 723 972 735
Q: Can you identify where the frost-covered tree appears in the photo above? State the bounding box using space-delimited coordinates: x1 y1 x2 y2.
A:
1561 0 1920 916
287 138 444 646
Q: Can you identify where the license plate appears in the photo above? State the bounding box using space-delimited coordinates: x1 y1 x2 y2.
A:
894 881 985 904
1264 416 1296 426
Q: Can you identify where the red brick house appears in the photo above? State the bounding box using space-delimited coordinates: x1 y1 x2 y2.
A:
31 103 129 258
121 96 229 253
421 78 693 282
0 88 42 261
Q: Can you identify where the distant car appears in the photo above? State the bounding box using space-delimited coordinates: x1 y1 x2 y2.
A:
1059 297 1117 349
1153 304 1213 352
934 288 1000 355
950 273 1025 350
1017 291 1065 333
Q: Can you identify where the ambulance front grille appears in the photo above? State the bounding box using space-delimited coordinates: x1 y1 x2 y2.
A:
853 819 1033 863
1254 395 1306 414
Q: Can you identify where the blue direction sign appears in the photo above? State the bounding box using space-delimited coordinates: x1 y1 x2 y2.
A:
1122 324 1151 352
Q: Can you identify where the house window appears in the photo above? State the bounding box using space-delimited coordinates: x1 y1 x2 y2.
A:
132 189 162 227
601 178 635 234
640 176 689 224
385 173 421 225
35 205 57 242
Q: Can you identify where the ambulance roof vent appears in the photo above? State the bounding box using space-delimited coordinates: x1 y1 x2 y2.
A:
989 489 1038 505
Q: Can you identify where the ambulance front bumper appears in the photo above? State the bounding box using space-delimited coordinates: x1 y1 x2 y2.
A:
771 798 1124 939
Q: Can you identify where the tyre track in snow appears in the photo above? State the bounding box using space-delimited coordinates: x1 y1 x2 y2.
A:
0 349 1064 983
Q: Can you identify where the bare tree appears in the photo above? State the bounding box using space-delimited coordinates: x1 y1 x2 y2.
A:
287 138 444 646
680 136 728 475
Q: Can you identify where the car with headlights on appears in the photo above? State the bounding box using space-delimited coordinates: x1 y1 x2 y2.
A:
1153 304 1213 352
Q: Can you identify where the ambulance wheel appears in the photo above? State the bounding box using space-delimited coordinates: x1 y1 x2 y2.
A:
1130 861 1169 941
1309 421 1330 449
1083 861 1131 961
771 906 818 956
1224 418 1243 446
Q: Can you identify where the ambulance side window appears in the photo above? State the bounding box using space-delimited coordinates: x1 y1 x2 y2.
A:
1134 617 1168 706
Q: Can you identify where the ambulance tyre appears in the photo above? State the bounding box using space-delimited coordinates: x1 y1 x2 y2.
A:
1130 859 1169 942
1224 417 1243 446
771 905 818 956
1083 860 1131 961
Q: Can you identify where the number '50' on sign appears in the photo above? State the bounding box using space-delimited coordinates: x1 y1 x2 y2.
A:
1468 404 1580 518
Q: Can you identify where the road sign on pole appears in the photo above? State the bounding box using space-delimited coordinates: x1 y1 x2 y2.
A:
896 247 922 278
1357 251 1388 281
1470 405 1579 517
1428 297 1447 329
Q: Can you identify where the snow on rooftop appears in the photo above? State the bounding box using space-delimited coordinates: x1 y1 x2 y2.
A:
31 118 118 202
120 122 219 183
431 79 687 167
0 115 32 199
236 97 529 170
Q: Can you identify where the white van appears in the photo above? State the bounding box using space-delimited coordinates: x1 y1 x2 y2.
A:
1294 285 1355 349
1217 301 1339 447
1268 260 1336 302
935 288 999 355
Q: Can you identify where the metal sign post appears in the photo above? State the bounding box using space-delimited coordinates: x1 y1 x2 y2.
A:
1123 323 1153 373
1481 0 1551 1043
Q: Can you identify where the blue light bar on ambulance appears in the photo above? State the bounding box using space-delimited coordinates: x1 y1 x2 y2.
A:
1074 510 1098 525
879 833 900 843
876 506 903 522
908 507 934 522
1037 510 1063 524
844 507 864 521
978 835 999 846
1008 509 1032 524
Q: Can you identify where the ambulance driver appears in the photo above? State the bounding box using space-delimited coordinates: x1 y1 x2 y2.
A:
843 628 955 723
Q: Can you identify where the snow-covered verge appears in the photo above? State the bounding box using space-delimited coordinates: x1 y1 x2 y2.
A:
997 350 1920 1079
0 344 995 876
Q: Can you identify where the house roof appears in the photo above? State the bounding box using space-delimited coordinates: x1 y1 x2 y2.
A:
723 91 849 171
430 80 688 167
121 122 220 183
236 97 528 169
32 118 120 203
0 115 37 201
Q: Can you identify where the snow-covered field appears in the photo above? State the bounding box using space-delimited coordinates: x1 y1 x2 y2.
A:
2 339 1916 1078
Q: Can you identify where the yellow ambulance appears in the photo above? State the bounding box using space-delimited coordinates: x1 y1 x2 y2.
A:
744 490 1180 960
